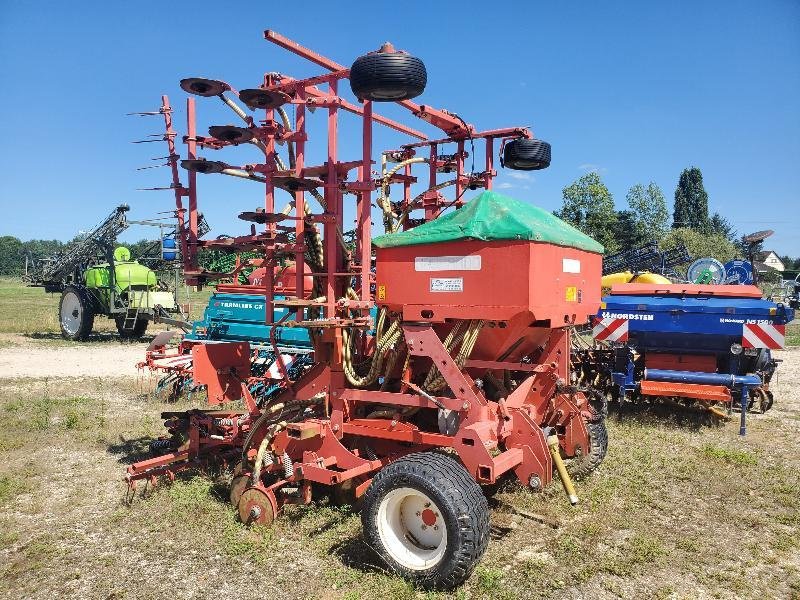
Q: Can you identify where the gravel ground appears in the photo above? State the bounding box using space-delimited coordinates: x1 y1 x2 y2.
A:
0 334 150 378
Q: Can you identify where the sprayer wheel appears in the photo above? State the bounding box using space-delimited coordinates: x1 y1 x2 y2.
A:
115 317 148 339
566 418 608 480
238 486 275 527
349 52 427 102
59 285 95 341
362 452 489 590
503 138 551 171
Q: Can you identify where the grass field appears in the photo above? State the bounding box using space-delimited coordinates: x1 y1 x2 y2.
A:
787 321 800 347
0 277 211 341
1 278 799 598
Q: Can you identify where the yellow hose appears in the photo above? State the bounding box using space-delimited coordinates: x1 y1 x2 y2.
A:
377 157 433 232
343 308 403 388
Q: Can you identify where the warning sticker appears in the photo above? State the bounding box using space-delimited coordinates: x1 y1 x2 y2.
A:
430 277 464 292
565 286 578 302
377 285 386 300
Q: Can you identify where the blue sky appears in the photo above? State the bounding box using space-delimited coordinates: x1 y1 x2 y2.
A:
1 1 798 256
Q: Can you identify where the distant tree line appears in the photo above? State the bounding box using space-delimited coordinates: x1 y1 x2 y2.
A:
0 236 160 277
554 166 791 273
1 169 797 279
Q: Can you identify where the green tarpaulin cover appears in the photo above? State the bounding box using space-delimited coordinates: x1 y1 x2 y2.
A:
372 191 604 253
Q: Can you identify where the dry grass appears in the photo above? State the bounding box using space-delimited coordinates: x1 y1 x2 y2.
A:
0 361 798 599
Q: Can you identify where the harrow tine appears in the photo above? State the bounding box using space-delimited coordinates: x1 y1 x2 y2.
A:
132 133 177 143
137 184 177 191
126 109 170 116
136 162 170 171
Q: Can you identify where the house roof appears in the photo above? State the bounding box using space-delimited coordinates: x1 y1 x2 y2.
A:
753 260 779 273
754 250 781 262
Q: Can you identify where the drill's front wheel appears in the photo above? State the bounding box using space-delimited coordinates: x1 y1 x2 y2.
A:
566 418 608 480
361 452 489 590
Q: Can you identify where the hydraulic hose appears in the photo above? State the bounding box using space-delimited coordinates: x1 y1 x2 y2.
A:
377 157 427 232
424 319 485 393
343 308 403 388
251 423 280 486
392 179 457 232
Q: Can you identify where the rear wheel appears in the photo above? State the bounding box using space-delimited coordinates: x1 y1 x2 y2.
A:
59 286 95 340
361 452 489 590
566 418 608 480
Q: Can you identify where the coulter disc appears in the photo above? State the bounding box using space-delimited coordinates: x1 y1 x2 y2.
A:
238 487 275 526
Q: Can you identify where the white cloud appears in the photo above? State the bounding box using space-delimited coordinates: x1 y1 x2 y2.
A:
578 164 608 174
497 182 514 189
507 172 534 181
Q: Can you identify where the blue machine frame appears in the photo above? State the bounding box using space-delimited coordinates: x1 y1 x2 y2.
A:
595 287 794 434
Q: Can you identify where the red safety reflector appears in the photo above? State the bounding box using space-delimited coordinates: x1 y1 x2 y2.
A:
592 316 628 342
742 323 785 350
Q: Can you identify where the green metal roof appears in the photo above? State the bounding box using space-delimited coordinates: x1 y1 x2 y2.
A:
372 190 604 253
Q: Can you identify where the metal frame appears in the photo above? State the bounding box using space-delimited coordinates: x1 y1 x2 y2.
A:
129 32 597 519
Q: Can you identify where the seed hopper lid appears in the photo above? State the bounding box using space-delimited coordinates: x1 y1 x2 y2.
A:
372 190 604 253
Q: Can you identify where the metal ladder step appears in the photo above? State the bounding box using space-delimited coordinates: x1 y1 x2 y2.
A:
123 308 139 330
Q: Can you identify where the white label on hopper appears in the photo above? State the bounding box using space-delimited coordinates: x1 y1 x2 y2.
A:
562 258 581 273
430 277 464 292
415 255 481 272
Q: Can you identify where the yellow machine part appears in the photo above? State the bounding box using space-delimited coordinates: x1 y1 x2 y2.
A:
114 246 131 261
128 290 178 310
601 271 671 288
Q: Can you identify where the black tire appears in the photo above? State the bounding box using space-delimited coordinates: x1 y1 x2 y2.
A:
350 52 426 102
361 452 489 590
503 139 551 171
59 285 95 340
115 317 148 339
566 418 608 480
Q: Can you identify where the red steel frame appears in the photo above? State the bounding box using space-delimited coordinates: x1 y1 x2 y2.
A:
128 31 598 517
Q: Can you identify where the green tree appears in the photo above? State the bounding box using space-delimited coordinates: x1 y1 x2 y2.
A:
126 238 158 260
20 239 64 265
0 236 23 276
661 227 737 267
779 255 799 272
708 212 736 242
556 172 619 253
611 210 646 251
672 167 710 232
625 182 669 243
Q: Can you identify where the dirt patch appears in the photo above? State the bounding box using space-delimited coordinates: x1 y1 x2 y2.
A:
0 334 148 378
